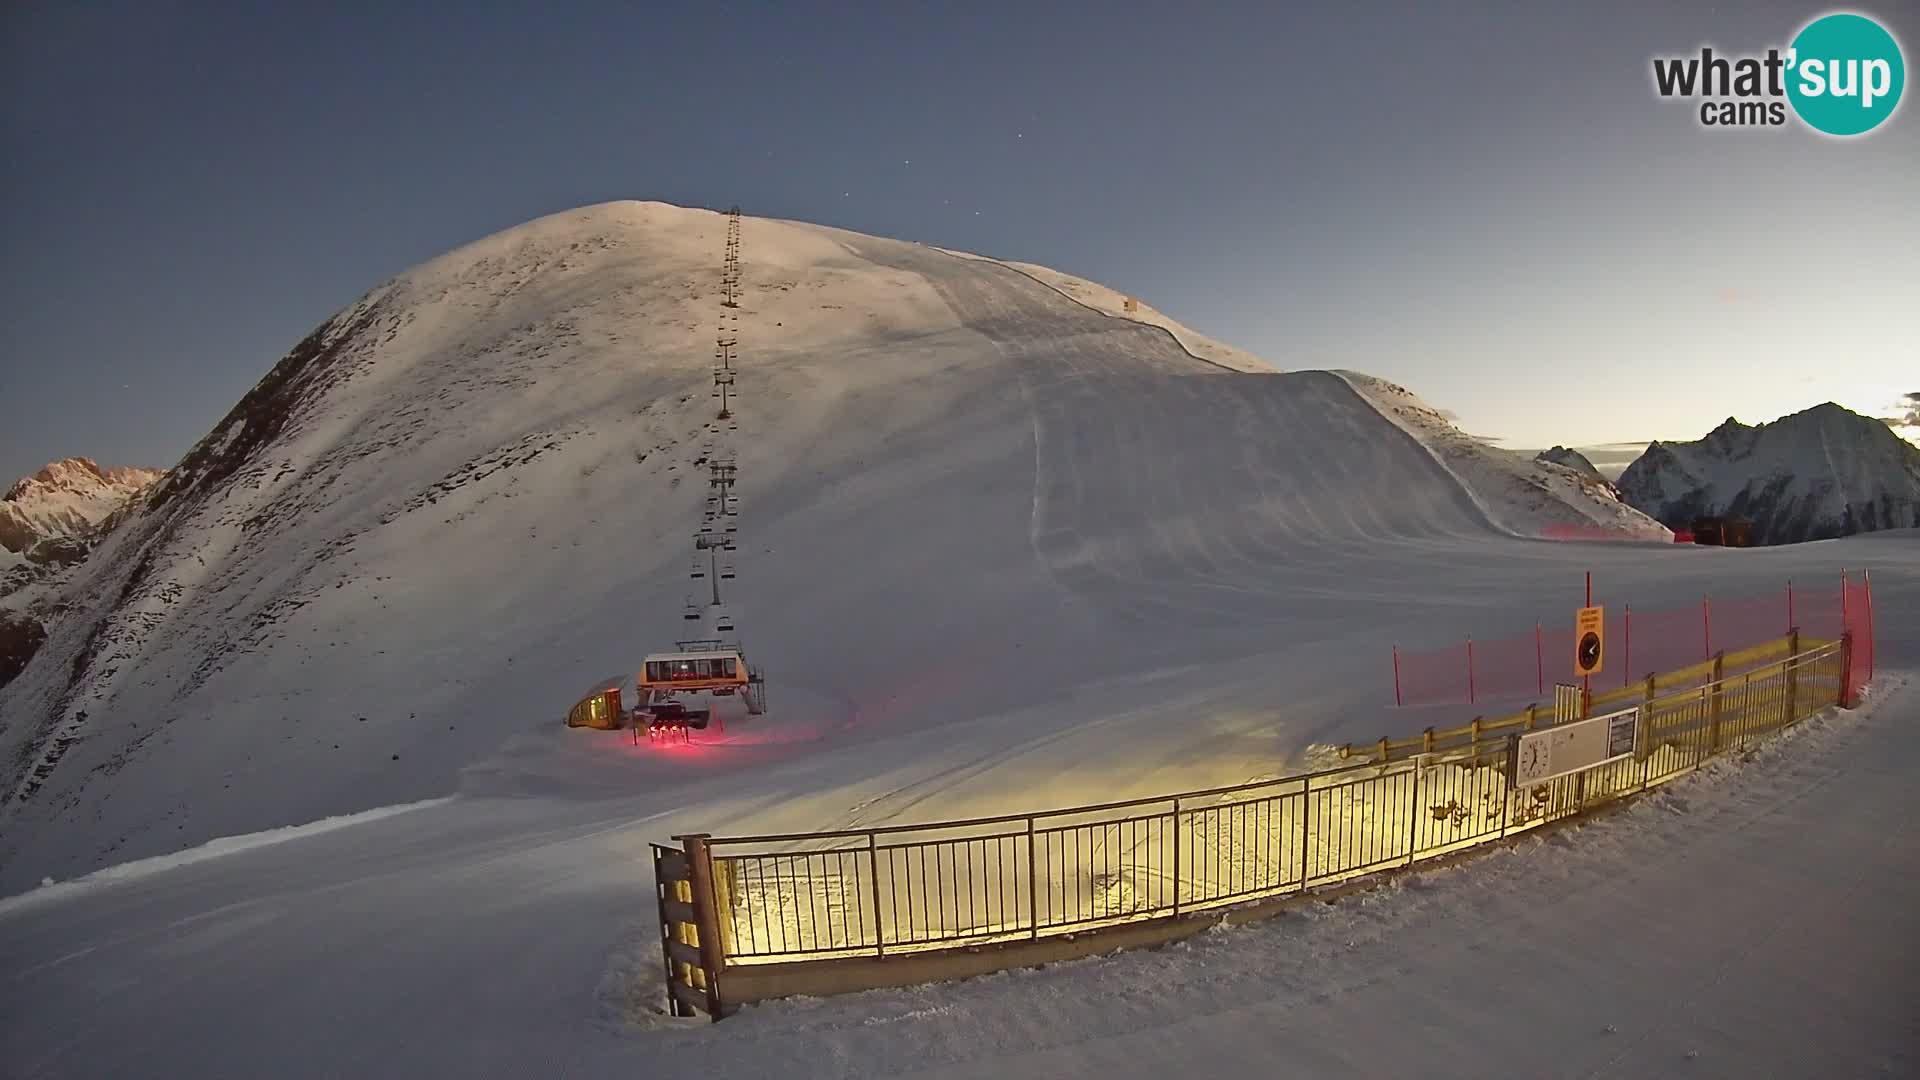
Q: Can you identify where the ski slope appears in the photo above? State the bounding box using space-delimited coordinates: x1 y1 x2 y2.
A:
0 200 1912 1076
0 201 1667 887
0 671 1909 1078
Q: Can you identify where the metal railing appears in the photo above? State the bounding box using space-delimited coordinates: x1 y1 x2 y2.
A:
686 636 1846 967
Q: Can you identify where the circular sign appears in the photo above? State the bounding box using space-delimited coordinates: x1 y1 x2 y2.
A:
1578 631 1602 672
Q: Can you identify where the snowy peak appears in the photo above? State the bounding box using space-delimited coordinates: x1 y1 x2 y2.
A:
1618 402 1920 544
1 457 164 556
1535 446 1605 483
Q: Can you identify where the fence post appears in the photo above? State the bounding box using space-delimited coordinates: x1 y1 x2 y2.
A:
680 833 727 1019
1784 629 1800 725
1838 632 1857 709
1499 738 1512 840
1297 780 1312 888
1422 727 1435 754
652 846 693 1018
867 833 885 957
1467 638 1476 704
1786 580 1795 635
1392 645 1402 707
1641 673 1657 769
1703 596 1713 660
1406 756 1422 866
1469 716 1482 758
1524 703 1538 731
1377 736 1390 763
1864 570 1876 683
1026 816 1039 937
1623 604 1632 689
1708 653 1725 751
1170 798 1182 917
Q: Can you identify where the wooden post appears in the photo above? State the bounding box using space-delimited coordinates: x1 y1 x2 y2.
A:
1525 703 1539 731
1784 629 1800 724
1707 653 1725 752
1422 727 1436 754
1839 631 1857 709
1377 736 1390 763
679 834 728 1019
1469 717 1482 759
652 846 694 1018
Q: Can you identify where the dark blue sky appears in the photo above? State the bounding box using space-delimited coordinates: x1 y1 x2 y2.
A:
4 2 1916 481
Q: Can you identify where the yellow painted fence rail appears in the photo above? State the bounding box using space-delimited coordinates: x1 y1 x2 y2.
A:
653 632 1855 1020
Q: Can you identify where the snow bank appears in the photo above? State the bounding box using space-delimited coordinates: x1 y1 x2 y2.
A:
0 796 452 916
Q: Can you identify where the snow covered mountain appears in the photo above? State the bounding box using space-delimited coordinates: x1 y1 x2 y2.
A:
1 459 164 686
0 200 1671 886
1533 446 1620 500
1617 404 1920 544
0 458 162 563
1535 446 1601 482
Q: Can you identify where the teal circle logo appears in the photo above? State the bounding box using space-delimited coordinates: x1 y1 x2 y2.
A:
1786 13 1905 135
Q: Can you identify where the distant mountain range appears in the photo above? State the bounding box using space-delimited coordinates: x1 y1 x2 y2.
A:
1615 403 1920 545
2 458 165 685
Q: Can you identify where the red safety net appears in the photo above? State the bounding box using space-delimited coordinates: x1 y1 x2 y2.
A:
1391 576 1860 708
1394 640 1470 707
1841 572 1875 706
1538 524 1666 544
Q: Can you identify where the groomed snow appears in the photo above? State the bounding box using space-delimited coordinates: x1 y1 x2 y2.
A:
1 676 1906 1078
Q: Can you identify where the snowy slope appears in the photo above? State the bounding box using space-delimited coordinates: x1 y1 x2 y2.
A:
0 201 1746 888
934 248 1275 373
1618 403 1920 544
1338 372 1670 541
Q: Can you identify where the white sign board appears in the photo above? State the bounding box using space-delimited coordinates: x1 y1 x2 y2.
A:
1513 707 1640 789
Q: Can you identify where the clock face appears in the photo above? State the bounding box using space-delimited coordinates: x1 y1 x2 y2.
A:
1578 631 1602 672
1518 738 1550 783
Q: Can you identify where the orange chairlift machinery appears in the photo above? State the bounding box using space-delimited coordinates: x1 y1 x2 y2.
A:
634 638 767 741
